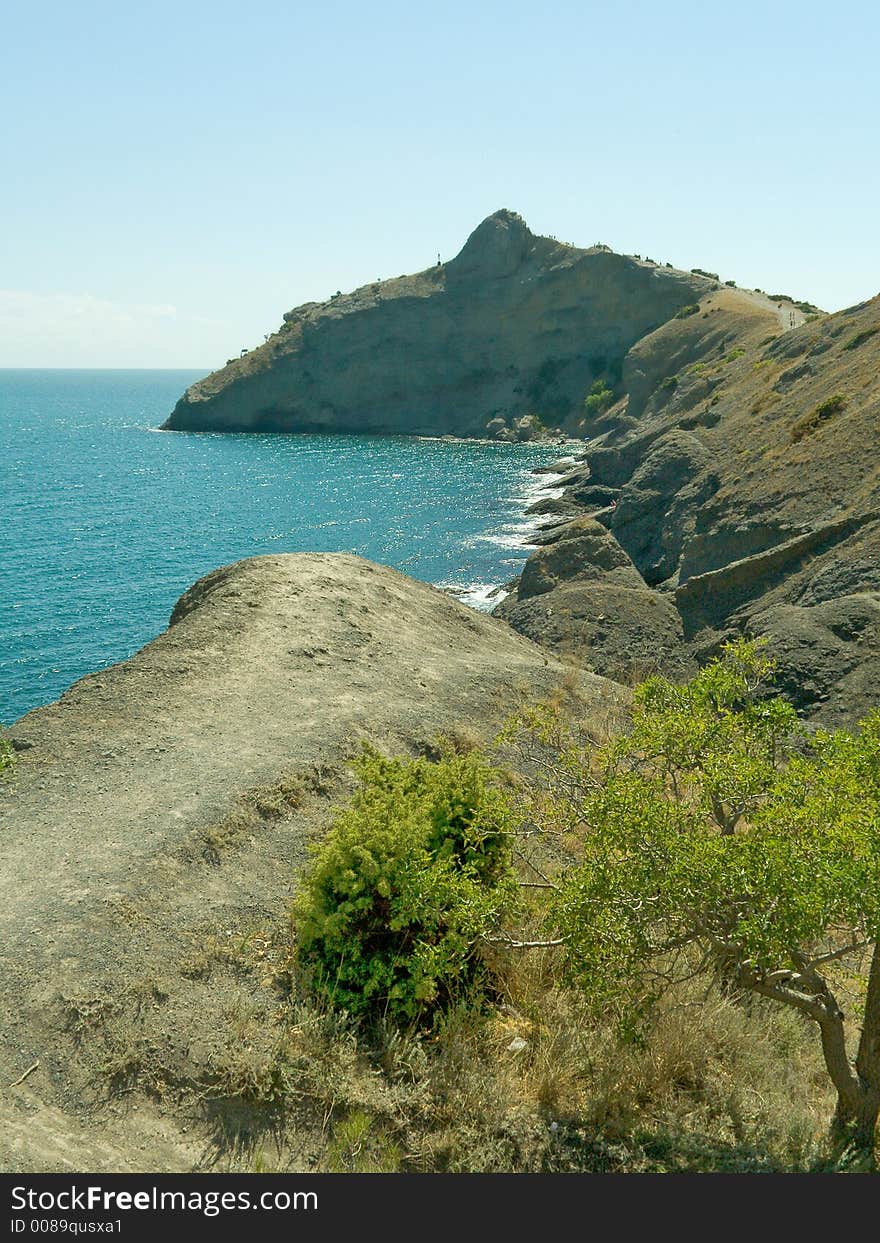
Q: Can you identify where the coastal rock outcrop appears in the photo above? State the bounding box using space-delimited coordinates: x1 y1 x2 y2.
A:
496 517 690 681
162 210 713 436
498 295 880 722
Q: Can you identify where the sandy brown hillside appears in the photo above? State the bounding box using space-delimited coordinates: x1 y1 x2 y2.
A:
0 554 619 1172
498 296 880 722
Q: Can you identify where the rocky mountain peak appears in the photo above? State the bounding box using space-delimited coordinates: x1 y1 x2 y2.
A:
447 208 539 279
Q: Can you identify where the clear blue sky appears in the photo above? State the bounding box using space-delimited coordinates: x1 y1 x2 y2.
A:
2 0 878 367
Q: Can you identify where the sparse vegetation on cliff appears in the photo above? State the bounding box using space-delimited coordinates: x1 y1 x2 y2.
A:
791 393 847 442
583 379 614 417
844 326 878 350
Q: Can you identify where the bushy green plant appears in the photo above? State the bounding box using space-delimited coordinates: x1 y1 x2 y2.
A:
293 747 516 1025
675 304 700 319
583 379 613 417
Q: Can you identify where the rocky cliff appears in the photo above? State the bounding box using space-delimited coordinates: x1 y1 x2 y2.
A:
162 210 713 436
497 294 880 724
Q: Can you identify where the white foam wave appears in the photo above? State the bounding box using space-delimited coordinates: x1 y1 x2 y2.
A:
440 581 509 611
437 453 573 611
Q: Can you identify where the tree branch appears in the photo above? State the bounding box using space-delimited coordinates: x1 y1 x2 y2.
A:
483 933 566 949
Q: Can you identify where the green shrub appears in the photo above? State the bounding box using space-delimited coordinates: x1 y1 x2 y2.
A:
790 393 846 442
690 268 720 281
843 327 878 351
584 379 613 417
659 375 678 392
293 747 516 1025
0 735 12 780
675 304 700 319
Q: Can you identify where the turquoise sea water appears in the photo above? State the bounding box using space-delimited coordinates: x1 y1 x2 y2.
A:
1 370 563 724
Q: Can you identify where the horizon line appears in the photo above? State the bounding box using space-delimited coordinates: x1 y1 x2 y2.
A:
0 365 212 372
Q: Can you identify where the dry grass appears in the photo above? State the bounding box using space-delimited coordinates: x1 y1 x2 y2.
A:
161 933 838 1173
82 718 864 1173
198 760 342 864
81 862 849 1171
790 393 847 443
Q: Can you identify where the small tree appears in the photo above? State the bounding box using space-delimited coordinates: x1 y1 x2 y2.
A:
515 643 880 1160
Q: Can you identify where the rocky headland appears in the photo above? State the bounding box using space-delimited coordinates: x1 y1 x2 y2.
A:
160 207 880 724
162 210 716 437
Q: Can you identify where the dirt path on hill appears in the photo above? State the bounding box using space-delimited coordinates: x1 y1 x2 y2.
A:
737 287 809 330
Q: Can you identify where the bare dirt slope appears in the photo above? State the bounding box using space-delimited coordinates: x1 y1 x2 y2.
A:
0 553 620 1172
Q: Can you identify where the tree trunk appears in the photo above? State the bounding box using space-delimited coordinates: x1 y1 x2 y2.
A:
831 1089 880 1163
828 941 880 1165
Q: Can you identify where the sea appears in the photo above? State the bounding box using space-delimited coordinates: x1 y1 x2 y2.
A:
0 370 567 724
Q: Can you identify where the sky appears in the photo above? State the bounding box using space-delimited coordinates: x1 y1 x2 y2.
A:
2 0 878 368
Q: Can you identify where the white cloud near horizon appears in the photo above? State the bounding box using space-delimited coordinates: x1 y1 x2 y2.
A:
0 290 225 368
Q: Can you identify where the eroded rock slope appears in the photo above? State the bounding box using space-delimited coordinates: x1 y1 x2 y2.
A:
497 296 880 723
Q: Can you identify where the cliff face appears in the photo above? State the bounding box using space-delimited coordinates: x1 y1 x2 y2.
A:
497 295 880 724
162 210 712 435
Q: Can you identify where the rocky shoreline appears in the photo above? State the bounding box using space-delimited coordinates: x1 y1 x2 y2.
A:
493 293 880 724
